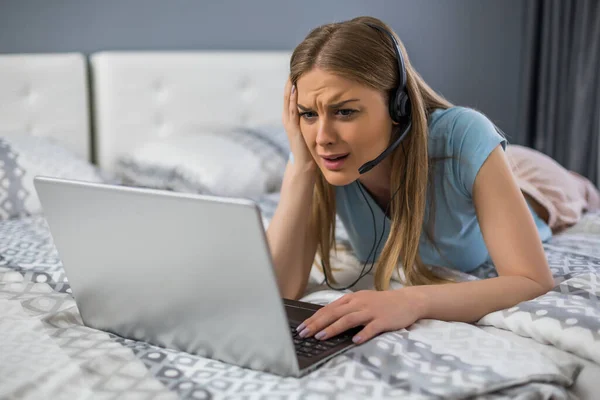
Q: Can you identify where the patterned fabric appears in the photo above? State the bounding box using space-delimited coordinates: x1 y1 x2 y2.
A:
115 126 289 198
478 229 600 364
0 265 577 399
0 134 105 220
1 210 600 397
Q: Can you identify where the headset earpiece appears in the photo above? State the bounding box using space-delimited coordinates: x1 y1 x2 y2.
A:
389 89 411 123
366 22 411 125
397 91 411 118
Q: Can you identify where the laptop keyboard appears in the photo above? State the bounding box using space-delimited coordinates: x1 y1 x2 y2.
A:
289 321 351 358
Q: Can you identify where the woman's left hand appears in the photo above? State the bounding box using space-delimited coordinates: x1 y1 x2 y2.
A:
296 289 425 344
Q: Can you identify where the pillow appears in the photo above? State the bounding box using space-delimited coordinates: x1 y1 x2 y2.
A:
116 126 289 198
0 134 106 220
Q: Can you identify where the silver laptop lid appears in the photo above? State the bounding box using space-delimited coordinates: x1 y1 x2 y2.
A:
34 176 299 376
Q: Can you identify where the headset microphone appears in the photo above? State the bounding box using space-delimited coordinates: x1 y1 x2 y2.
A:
357 120 411 174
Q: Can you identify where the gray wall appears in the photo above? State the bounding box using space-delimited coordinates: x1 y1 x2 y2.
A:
0 0 526 142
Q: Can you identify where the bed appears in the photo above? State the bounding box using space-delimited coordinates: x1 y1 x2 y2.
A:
1 51 599 399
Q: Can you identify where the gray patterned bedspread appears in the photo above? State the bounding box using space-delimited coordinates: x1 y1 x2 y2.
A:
1 206 599 399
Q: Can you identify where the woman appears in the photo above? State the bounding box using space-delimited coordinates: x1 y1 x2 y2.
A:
266 16 557 346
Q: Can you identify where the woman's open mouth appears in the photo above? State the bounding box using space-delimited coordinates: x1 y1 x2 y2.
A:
321 153 349 170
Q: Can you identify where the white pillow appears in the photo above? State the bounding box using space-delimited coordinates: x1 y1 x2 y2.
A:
0 134 105 220
116 127 288 198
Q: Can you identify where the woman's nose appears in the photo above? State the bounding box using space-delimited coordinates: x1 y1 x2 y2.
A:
315 119 337 146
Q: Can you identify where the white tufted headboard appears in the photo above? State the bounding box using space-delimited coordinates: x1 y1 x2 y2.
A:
0 53 91 161
90 51 292 172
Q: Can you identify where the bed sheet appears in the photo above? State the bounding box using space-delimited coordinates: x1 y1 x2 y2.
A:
1 208 599 399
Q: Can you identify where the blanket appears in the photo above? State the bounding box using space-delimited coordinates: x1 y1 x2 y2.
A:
1 210 599 399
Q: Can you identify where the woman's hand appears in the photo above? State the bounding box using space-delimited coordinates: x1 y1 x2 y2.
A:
283 78 316 171
296 289 425 344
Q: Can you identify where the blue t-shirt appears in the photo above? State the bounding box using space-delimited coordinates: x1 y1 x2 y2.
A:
335 106 552 272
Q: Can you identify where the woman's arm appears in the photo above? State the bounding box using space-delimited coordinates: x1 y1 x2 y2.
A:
410 145 554 322
266 161 319 300
295 145 555 344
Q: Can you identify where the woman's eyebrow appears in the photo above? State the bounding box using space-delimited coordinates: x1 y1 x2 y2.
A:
297 98 360 111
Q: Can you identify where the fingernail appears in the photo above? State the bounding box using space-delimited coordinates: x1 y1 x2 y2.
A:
296 322 306 332
315 331 326 340
352 336 362 344
299 327 310 338
291 85 296 94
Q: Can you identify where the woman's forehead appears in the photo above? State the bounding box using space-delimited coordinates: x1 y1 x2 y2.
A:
297 68 382 106
298 68 361 91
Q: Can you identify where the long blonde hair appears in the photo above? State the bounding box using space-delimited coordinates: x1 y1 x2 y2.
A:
290 16 455 290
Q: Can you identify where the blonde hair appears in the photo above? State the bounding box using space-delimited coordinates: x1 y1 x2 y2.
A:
290 16 455 290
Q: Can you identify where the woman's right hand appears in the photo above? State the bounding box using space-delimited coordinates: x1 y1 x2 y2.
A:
283 78 316 171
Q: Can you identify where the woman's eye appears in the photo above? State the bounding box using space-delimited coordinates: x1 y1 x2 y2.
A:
336 109 357 117
299 111 317 120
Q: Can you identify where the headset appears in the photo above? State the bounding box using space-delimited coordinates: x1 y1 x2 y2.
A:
358 22 412 175
323 22 412 291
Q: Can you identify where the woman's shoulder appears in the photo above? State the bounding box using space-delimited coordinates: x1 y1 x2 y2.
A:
428 106 496 139
427 106 506 152
427 106 507 197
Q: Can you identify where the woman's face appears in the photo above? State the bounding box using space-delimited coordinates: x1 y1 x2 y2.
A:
296 67 394 186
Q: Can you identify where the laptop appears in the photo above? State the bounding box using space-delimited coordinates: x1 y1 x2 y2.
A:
33 176 360 377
